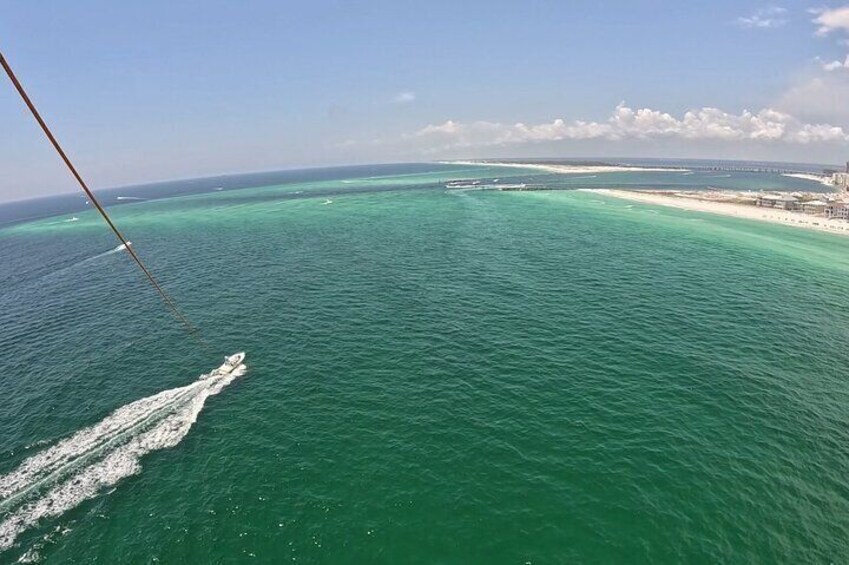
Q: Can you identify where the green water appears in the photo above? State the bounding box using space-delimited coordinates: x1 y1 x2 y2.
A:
2 167 849 563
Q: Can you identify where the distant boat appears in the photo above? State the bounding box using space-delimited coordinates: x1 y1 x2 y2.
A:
323 199 333 205
446 180 482 188
65 216 79 222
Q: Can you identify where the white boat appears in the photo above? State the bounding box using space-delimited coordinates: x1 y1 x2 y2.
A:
445 180 482 188
201 352 246 379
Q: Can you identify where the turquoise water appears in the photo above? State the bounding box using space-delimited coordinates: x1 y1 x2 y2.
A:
2 165 849 562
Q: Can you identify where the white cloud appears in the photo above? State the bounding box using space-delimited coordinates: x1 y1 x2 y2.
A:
736 6 789 28
812 5 849 35
392 92 416 104
810 8 849 74
409 103 849 151
791 123 849 143
822 54 849 70
776 71 849 123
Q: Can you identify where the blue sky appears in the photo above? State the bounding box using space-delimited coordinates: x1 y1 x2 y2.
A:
2 1 849 201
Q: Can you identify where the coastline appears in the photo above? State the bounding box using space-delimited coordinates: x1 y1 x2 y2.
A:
781 173 833 187
445 160 687 174
582 189 849 237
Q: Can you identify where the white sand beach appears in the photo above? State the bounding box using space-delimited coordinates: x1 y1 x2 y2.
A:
583 189 849 237
446 160 686 174
781 173 833 187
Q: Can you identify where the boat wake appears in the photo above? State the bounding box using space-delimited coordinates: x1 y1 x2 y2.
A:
40 243 133 284
44 217 79 226
0 365 246 554
91 242 132 261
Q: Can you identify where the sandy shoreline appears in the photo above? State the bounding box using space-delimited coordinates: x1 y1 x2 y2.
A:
445 160 686 174
583 189 849 237
781 173 833 187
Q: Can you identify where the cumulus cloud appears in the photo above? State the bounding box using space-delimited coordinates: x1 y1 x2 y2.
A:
409 103 849 151
809 8 849 75
736 6 789 28
812 5 849 35
822 54 849 70
392 92 416 104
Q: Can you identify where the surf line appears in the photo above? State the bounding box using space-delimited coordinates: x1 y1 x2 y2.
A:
0 51 203 346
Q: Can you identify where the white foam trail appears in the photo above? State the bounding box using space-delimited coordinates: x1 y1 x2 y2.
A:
0 365 245 552
44 217 79 226
45 243 127 283
44 242 131 281
89 241 131 261
115 197 146 201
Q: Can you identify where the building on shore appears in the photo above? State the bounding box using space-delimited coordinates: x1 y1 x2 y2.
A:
774 195 800 210
802 200 828 215
826 201 849 220
830 160 849 191
756 194 778 208
756 194 799 210
834 172 849 191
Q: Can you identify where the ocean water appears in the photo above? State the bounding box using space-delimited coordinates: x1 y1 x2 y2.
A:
1 164 849 562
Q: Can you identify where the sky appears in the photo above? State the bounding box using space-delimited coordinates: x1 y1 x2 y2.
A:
2 1 849 201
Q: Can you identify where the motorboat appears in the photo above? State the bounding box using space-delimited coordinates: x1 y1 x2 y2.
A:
201 352 246 379
445 179 482 188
